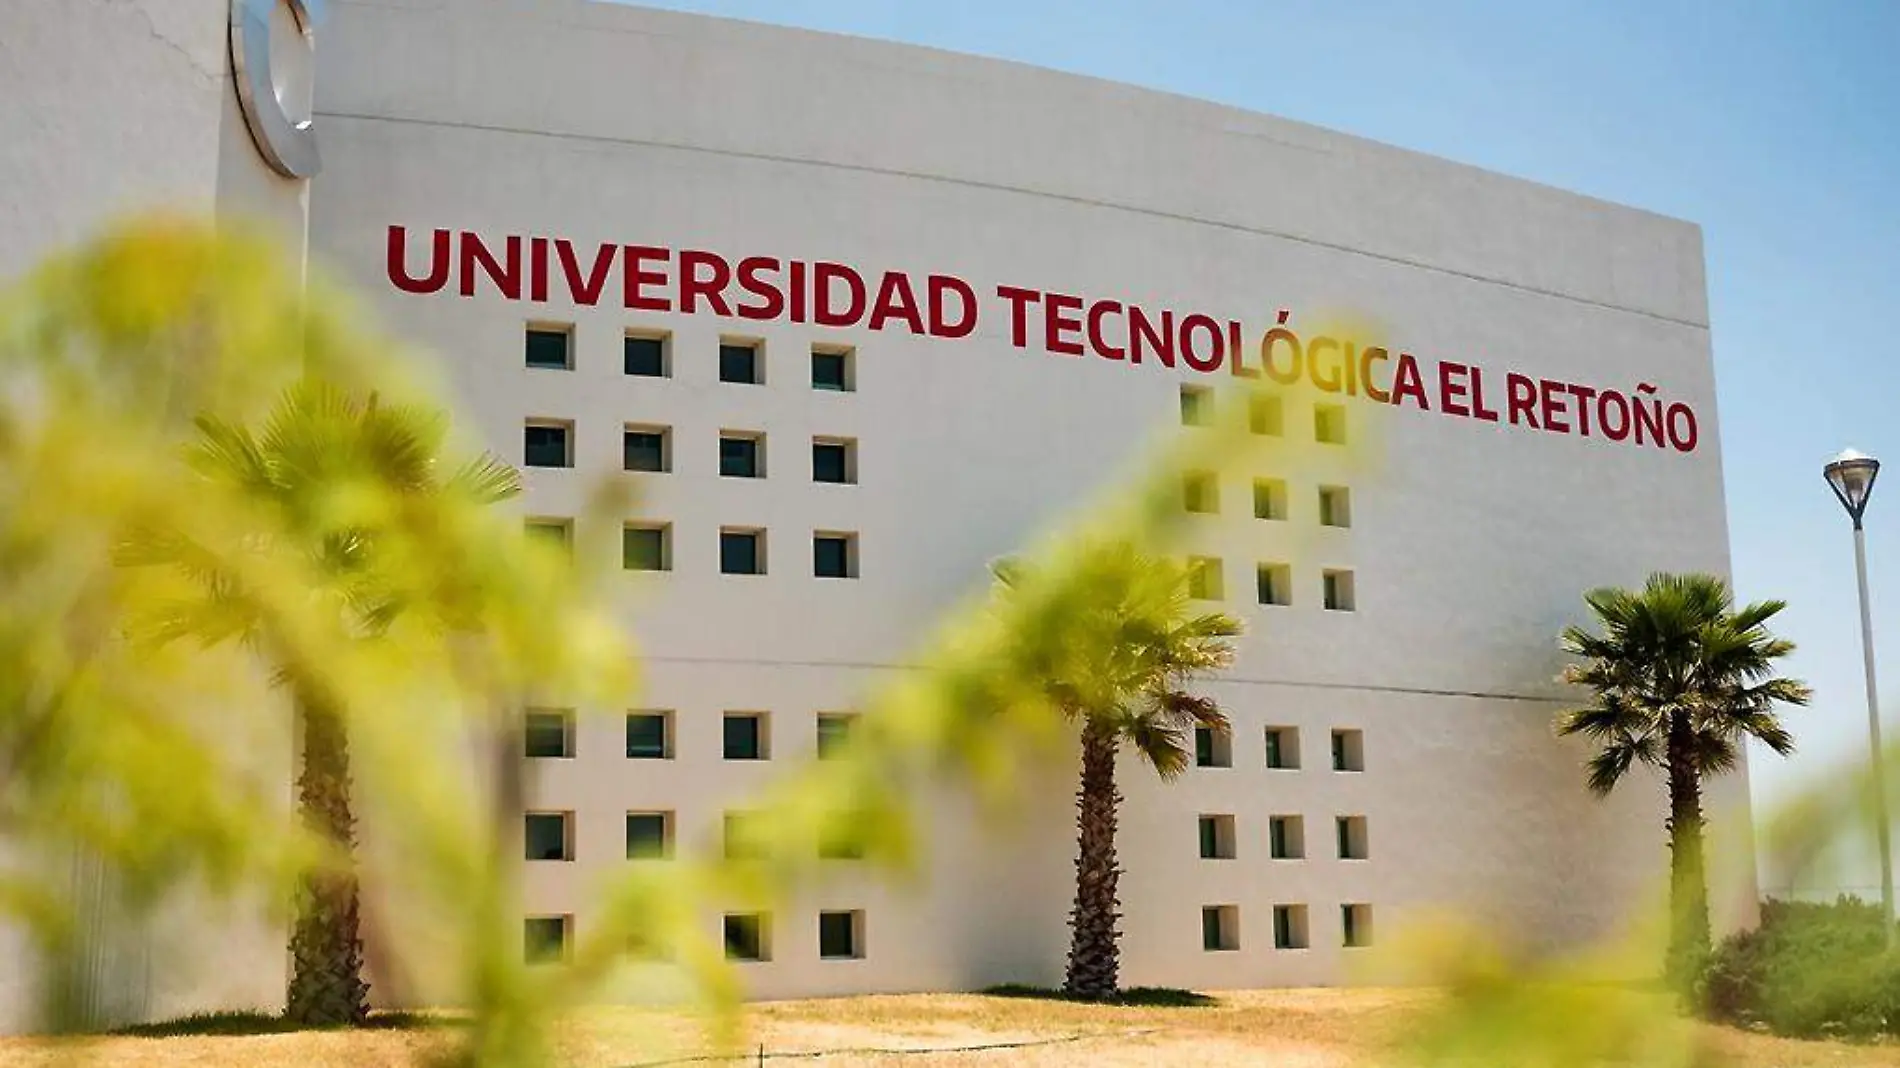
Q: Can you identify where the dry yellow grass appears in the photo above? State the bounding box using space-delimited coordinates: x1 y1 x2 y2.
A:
3 989 1898 1067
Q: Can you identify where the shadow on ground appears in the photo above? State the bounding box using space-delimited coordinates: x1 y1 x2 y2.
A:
111 1010 447 1037
980 983 1218 1007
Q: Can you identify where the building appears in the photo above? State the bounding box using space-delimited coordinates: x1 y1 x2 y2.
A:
0 0 1750 1026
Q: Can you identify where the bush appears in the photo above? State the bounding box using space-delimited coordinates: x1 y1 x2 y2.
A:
1701 897 1900 1040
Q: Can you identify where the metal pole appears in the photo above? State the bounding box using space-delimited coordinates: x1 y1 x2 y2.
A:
1852 521 1894 944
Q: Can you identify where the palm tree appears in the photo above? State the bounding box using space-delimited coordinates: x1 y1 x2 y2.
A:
1556 572 1809 985
147 380 519 1025
993 543 1241 1000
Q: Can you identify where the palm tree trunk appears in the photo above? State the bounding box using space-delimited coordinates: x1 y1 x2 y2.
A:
1064 720 1122 1000
285 685 371 1026
1664 711 1712 988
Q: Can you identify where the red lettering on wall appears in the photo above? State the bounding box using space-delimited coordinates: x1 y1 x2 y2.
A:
815 263 866 327
623 246 671 311
557 240 617 307
1088 300 1126 360
1044 292 1085 356
928 276 976 338
1438 360 1472 418
388 226 451 295
735 257 785 321
995 285 1040 349
1505 373 1539 428
459 232 521 299
869 272 925 334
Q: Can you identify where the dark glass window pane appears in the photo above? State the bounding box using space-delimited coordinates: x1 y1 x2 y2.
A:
623 527 666 571
526 328 570 369
625 336 666 377
525 814 568 861
1265 731 1284 769
524 917 567 963
624 431 666 472
1342 906 1359 946
814 536 851 578
724 914 763 960
1195 727 1215 767
720 437 760 478
816 716 852 759
524 425 569 468
1201 909 1222 951
724 715 762 760
812 442 849 484
1274 908 1293 948
1332 733 1347 770
626 714 668 759
721 531 760 575
525 712 569 758
719 344 759 384
626 814 669 859
811 351 849 391
819 912 857 958
1198 817 1218 859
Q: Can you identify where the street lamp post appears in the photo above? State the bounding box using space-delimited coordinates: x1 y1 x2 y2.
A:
1825 447 1888 942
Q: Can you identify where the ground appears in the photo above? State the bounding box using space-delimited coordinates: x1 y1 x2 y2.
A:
3 989 1898 1067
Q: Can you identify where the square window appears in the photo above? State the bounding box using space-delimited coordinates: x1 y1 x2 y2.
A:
625 333 669 377
525 518 572 551
1269 815 1305 860
524 915 570 964
1183 471 1219 515
724 712 768 760
1337 815 1370 860
526 326 572 370
1186 556 1224 601
1315 403 1348 445
812 438 857 485
724 912 769 961
720 433 764 478
1331 728 1365 772
524 812 572 862
1252 478 1287 520
1256 563 1292 607
626 811 673 859
626 712 672 760
524 421 573 469
624 426 670 473
814 532 858 579
1198 814 1236 860
1194 725 1232 769
721 528 765 575
1342 903 1373 948
1250 394 1285 436
623 524 671 572
1201 905 1239 952
1322 569 1356 612
1273 905 1310 950
1180 385 1213 427
1264 727 1300 770
819 910 864 960
819 811 865 860
720 341 762 385
724 811 765 860
1318 486 1352 528
524 709 573 759
812 347 854 392
816 713 856 759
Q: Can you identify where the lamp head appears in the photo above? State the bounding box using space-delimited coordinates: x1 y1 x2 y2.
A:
1826 448 1881 525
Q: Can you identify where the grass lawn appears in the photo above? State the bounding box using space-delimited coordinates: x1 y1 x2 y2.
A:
3 988 1898 1067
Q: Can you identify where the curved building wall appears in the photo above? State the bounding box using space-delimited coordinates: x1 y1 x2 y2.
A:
307 0 1746 999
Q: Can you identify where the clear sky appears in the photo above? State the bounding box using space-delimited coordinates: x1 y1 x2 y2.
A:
629 0 1899 879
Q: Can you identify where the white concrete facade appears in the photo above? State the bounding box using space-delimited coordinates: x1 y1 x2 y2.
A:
1 0 1750 1022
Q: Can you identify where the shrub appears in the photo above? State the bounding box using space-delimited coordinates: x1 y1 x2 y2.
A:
1701 897 1900 1039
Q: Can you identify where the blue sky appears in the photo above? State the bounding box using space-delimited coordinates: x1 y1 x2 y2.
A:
630 0 1899 858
